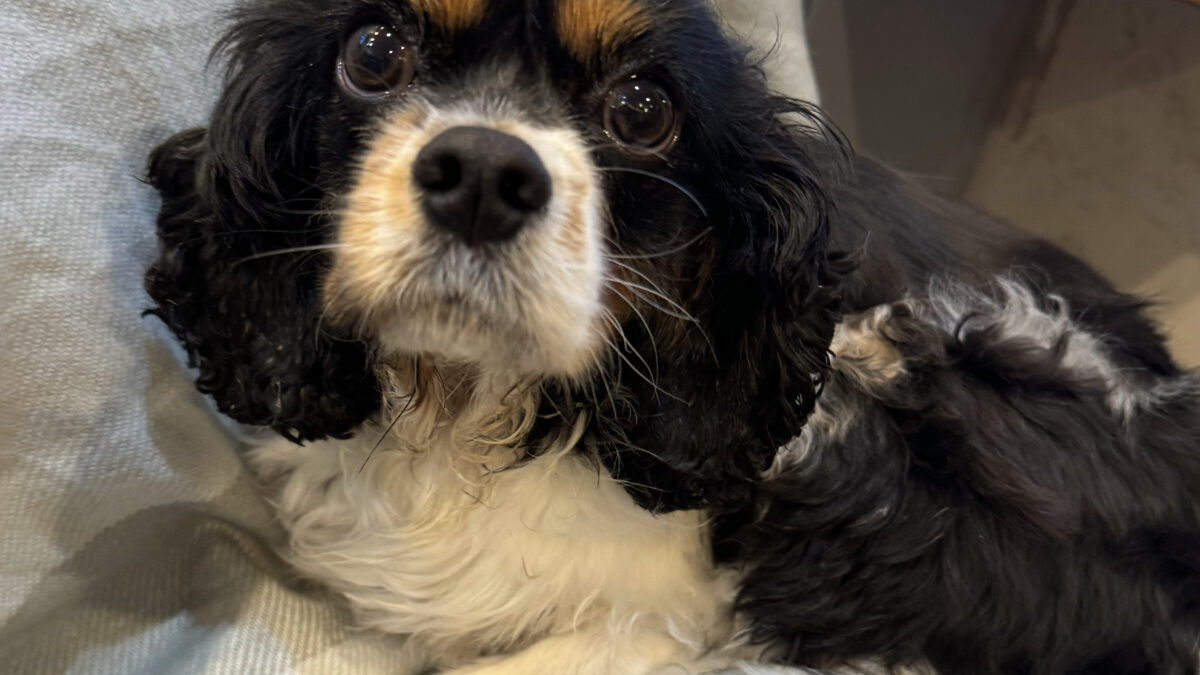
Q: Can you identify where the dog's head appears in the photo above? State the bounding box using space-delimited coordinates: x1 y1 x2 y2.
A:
146 0 848 511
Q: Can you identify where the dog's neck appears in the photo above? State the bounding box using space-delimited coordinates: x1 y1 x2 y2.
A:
371 357 583 476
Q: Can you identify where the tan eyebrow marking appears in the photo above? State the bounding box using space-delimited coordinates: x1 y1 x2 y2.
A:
410 0 488 31
555 0 651 61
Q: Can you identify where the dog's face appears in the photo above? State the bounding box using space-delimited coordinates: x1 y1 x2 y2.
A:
323 33 613 377
147 0 846 511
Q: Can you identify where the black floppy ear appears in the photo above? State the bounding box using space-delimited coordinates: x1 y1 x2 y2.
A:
144 8 381 442
599 97 852 514
144 125 379 442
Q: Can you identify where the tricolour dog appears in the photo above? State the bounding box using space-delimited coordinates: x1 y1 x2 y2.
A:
145 1 1200 672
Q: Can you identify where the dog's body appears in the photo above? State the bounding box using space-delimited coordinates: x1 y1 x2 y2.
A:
145 1 1200 673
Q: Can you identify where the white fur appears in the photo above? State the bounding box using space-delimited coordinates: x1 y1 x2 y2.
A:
776 275 1182 476
920 277 1166 419
246 370 756 674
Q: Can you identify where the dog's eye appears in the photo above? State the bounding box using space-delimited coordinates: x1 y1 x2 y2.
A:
338 23 416 99
603 77 678 155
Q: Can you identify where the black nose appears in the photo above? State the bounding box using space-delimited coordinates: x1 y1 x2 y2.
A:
412 126 552 246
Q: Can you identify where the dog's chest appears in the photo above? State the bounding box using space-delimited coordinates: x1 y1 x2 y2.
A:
247 430 729 659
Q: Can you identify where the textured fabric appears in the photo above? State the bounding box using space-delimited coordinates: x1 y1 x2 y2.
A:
0 1 816 672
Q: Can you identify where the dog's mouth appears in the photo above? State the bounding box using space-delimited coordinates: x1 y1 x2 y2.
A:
368 245 607 377
322 102 609 378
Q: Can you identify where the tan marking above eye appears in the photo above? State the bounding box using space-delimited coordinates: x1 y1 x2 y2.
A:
555 0 650 61
410 0 488 31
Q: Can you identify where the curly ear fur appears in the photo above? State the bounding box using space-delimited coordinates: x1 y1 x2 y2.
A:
588 32 855 513
144 7 381 443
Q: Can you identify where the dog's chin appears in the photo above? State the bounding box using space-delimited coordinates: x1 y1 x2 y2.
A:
371 292 605 379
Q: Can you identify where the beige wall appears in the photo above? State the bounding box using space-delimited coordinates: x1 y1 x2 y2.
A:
968 0 1200 366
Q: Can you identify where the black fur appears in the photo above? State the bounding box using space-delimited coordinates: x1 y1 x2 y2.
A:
735 294 1200 674
145 0 1200 672
143 2 385 440
722 158 1200 674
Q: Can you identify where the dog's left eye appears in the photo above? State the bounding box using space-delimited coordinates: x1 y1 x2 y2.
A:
338 23 416 99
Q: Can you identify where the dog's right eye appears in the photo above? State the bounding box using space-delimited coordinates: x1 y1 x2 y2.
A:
338 23 416 99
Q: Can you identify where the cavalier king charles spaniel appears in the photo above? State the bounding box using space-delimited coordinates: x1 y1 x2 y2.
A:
145 0 1200 673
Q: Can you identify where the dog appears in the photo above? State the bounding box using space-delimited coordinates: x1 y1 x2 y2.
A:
144 0 1200 673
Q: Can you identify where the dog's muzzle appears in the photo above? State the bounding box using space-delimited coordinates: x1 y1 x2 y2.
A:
325 103 606 377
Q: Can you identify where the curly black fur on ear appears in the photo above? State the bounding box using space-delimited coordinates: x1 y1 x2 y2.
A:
145 127 378 442
144 5 381 442
585 63 856 513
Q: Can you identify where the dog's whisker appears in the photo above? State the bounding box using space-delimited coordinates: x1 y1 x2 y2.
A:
596 375 618 420
605 289 661 376
357 388 417 478
611 441 669 466
596 329 685 405
602 277 696 323
262 205 342 218
600 309 658 388
174 227 323 249
602 272 719 364
585 352 620 419
596 166 709 218
233 243 346 266
604 257 696 309
603 227 714 261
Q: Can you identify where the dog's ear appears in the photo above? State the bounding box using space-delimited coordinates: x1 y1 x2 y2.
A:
145 126 378 442
597 96 851 514
143 12 381 443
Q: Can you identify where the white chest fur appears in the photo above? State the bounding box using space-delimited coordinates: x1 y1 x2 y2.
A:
247 420 739 673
